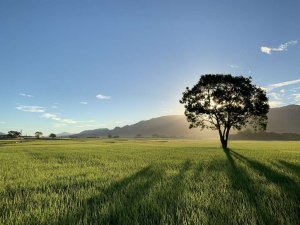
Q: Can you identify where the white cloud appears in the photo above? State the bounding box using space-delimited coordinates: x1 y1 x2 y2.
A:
269 92 281 100
269 101 283 108
280 89 285 93
96 94 111 100
41 113 62 121
16 105 45 113
41 112 96 126
15 99 96 128
229 65 239 69
261 47 272 54
80 102 88 104
261 40 298 54
41 113 77 124
264 79 300 91
292 93 300 101
20 93 33 98
61 119 78 124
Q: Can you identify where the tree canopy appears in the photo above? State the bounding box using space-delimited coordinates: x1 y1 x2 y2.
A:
49 133 56 139
180 74 269 149
35 131 43 139
7 131 21 138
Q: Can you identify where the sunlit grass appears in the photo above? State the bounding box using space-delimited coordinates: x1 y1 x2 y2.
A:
0 139 299 225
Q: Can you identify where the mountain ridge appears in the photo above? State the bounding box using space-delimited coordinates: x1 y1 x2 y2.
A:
70 105 300 138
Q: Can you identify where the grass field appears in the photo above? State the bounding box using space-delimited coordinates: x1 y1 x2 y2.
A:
0 139 299 225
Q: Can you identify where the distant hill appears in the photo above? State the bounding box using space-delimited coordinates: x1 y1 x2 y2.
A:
267 105 300 133
71 105 300 138
71 116 218 138
231 131 300 141
57 132 75 137
72 129 110 137
0 132 5 135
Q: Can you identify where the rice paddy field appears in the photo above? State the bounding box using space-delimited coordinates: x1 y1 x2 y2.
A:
0 139 299 225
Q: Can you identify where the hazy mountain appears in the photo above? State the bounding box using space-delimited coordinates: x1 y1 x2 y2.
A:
267 105 300 133
0 132 5 135
57 132 75 137
72 105 300 138
72 116 218 138
231 131 300 141
71 129 110 137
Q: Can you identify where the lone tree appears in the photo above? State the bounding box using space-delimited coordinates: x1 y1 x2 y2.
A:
180 74 269 149
49 133 56 139
7 131 21 138
35 131 43 139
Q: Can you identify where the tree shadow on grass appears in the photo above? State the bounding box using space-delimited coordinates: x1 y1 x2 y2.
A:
154 160 192 224
230 150 300 199
277 160 300 178
72 160 193 225
78 165 164 225
3 160 194 225
228 149 300 224
223 149 271 225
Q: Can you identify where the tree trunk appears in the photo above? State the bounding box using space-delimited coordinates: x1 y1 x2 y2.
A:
218 127 230 150
221 138 228 149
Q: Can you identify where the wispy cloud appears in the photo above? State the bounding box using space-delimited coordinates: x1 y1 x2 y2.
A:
0 121 6 124
264 79 300 91
41 113 78 124
16 105 45 113
261 40 298 54
41 113 62 121
41 113 96 126
269 92 281 100
265 79 300 107
292 93 300 101
96 94 111 100
16 103 94 128
80 101 88 104
229 65 239 69
20 93 33 98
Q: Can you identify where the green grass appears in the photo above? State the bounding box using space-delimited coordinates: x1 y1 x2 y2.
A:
0 139 299 225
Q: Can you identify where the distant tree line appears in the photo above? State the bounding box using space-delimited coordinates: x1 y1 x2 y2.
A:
0 131 58 140
231 129 300 141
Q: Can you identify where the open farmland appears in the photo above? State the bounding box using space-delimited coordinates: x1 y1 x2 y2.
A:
0 139 299 225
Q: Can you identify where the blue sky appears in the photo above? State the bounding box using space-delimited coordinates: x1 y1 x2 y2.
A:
0 0 300 135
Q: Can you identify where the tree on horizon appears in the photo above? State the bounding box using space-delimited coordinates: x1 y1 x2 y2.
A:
49 133 56 139
7 131 21 139
35 131 43 139
180 74 269 149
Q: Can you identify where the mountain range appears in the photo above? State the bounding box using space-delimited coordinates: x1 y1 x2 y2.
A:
71 105 300 138
57 132 75 137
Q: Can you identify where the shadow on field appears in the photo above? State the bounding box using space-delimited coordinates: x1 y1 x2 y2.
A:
230 150 300 199
277 160 300 177
223 149 271 224
224 149 300 224
60 160 192 225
